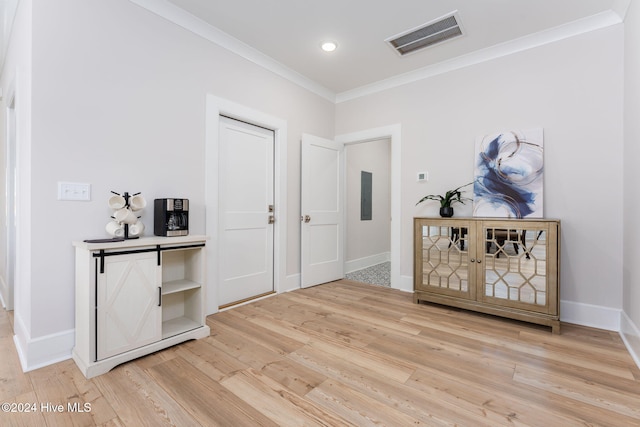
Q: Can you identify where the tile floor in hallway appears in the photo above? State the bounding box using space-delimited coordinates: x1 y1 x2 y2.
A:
345 262 390 287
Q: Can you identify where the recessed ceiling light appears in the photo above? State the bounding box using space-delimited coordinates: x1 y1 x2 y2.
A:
321 41 337 52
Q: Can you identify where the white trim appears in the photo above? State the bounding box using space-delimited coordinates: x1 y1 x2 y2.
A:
620 311 640 370
285 274 301 293
0 276 6 309
129 1 621 104
3 81 16 311
218 293 278 312
400 275 414 293
336 125 401 291
336 11 623 103
400 279 626 332
205 95 288 315
13 313 73 372
345 252 391 274
128 0 335 102
559 300 621 331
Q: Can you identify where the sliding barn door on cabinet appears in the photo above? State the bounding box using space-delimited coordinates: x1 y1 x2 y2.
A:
97 252 162 360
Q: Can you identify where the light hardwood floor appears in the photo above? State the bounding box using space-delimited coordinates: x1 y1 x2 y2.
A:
2 280 639 426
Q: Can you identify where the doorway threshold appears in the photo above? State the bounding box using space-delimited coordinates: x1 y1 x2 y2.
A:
218 291 276 311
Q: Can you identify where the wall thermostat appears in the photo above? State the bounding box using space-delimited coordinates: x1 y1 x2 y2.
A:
417 171 429 182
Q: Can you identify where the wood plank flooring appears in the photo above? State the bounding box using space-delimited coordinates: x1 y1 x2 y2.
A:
2 280 639 426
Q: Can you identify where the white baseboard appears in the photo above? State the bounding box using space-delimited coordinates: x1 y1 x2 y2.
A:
620 311 640 370
0 275 9 310
13 313 73 372
399 275 414 292
284 273 301 292
345 252 390 274
0 276 6 309
402 275 623 331
559 300 621 331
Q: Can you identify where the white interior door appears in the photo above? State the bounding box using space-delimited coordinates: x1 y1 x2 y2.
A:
218 116 274 306
301 134 344 288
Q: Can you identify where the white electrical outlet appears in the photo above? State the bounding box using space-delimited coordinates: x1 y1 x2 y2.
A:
417 171 429 182
58 182 91 201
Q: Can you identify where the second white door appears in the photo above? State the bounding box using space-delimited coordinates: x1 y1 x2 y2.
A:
218 116 275 307
300 134 344 288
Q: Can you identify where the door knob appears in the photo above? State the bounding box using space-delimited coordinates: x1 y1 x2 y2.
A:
303 215 311 223
268 215 275 224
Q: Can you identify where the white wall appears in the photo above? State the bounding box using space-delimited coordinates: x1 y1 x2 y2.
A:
4 0 335 370
336 24 625 329
345 138 391 268
0 1 18 305
1 0 634 370
623 0 640 365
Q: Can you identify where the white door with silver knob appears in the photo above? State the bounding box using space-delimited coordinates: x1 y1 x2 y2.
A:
300 134 344 288
218 116 275 306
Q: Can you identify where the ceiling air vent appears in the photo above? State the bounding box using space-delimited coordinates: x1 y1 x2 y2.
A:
386 12 464 56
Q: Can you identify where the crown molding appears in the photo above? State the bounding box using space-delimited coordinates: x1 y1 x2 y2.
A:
128 0 336 102
129 1 621 105
336 10 622 103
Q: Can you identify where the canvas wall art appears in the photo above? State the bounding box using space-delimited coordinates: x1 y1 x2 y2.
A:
473 128 544 218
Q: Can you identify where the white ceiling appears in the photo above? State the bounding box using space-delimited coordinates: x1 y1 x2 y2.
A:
160 0 628 100
2 1 626 101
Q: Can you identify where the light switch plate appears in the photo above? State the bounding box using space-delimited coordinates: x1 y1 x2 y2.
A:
58 182 91 201
417 171 429 182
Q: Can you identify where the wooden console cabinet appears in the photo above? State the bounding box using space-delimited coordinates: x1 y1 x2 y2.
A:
72 235 211 378
414 218 560 333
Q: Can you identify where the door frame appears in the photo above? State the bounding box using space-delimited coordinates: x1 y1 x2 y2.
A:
2 86 16 311
205 95 287 314
336 124 402 290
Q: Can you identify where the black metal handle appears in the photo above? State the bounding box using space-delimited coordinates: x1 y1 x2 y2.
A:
158 287 162 306
93 243 204 273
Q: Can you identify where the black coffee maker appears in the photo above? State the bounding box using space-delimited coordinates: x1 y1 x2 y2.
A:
154 198 189 236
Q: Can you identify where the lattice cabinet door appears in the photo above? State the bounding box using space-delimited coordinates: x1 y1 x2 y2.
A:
477 220 559 315
414 218 477 300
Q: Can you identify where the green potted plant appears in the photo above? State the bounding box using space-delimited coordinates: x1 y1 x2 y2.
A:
416 182 473 217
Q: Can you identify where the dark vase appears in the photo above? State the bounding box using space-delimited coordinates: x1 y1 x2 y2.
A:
440 206 454 217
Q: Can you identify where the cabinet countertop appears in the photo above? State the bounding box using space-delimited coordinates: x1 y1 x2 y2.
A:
413 216 560 222
72 235 208 251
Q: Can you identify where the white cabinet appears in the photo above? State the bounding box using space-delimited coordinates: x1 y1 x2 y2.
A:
72 236 210 378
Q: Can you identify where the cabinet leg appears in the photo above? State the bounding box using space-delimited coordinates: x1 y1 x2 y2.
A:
551 321 561 334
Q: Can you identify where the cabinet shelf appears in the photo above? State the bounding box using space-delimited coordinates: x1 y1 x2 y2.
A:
162 316 201 339
162 279 201 295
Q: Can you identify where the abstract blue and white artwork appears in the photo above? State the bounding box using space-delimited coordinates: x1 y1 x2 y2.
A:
473 128 544 218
